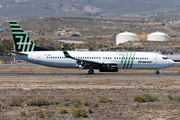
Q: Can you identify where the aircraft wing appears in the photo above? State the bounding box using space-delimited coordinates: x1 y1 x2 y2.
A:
61 46 103 65
61 46 115 66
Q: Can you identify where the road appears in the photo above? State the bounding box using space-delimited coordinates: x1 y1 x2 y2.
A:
0 73 180 77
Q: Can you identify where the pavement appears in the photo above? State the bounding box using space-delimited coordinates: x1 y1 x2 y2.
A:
0 73 180 77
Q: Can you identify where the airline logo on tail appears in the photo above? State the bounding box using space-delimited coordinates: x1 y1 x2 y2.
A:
9 21 35 52
9 21 49 52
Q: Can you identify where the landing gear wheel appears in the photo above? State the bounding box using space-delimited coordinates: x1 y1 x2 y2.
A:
88 69 94 74
156 71 160 74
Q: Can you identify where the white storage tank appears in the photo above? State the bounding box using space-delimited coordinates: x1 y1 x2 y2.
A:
147 31 170 41
116 31 139 45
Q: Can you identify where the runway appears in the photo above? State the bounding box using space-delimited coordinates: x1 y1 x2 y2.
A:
0 73 180 77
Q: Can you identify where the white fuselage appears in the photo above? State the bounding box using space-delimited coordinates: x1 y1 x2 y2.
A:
16 51 175 70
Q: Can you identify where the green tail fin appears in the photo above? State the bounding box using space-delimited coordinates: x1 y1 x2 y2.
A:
9 21 49 52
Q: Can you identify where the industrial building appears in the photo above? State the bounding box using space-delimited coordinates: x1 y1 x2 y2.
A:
116 31 139 44
147 31 170 41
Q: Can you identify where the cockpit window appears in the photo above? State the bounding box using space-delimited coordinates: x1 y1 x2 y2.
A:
162 57 169 60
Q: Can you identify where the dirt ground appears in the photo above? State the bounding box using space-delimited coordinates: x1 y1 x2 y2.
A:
1 66 180 119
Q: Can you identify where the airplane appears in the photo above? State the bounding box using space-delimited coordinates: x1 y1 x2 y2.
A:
9 21 175 74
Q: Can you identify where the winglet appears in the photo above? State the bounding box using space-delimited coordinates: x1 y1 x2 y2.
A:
61 45 73 59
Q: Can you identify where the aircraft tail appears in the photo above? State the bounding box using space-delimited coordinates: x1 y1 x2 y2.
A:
9 21 49 52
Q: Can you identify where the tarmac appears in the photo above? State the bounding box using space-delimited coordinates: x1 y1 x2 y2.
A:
0 73 180 77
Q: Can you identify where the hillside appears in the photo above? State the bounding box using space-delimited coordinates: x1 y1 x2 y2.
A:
1 0 180 20
2 17 180 37
1 17 180 54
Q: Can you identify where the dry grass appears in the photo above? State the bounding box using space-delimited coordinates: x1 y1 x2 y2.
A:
1 66 180 119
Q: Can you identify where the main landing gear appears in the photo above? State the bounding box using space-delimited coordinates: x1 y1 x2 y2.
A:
156 71 160 74
88 69 94 74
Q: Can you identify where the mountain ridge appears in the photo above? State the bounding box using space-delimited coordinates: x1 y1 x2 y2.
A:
0 0 180 20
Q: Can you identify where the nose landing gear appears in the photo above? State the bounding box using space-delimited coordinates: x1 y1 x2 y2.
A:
88 69 94 74
156 71 160 74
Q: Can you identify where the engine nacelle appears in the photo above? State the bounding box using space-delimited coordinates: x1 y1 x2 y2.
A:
99 64 118 72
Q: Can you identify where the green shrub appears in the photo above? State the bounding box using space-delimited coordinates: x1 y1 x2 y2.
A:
36 109 45 118
134 94 157 102
72 108 87 118
26 97 50 106
71 34 80 37
48 100 54 105
167 95 173 100
110 98 118 103
40 113 45 118
61 114 65 118
5 97 23 106
73 102 79 107
82 99 91 106
171 35 177 38
63 101 70 106
60 108 67 114
44 110 54 117
96 96 109 103
20 110 26 116
175 96 180 101
70 97 81 104
20 104 24 107
54 101 60 105
36 110 42 115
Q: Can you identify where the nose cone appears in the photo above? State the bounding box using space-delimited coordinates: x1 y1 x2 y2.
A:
170 60 175 67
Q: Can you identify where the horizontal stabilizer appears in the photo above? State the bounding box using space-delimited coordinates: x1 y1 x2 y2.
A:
10 50 27 56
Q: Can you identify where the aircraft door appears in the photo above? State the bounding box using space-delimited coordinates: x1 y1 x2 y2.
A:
154 56 158 63
37 54 41 62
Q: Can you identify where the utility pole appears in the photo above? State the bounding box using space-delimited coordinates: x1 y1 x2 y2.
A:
143 25 145 34
0 21 1 40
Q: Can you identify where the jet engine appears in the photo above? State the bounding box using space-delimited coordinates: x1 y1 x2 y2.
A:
99 64 118 72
